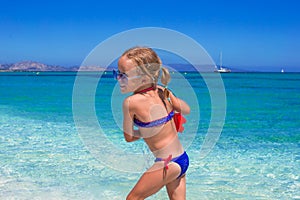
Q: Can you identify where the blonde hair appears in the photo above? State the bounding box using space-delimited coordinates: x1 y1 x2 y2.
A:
122 47 171 88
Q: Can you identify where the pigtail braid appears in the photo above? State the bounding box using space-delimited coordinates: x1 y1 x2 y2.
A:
161 67 171 99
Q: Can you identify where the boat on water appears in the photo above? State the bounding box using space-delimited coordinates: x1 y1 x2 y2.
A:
214 51 231 73
281 68 285 73
215 67 231 73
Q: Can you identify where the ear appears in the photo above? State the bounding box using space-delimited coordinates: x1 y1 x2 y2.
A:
141 75 151 84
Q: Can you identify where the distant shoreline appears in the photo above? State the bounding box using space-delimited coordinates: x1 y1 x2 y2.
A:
1 71 299 75
1 61 298 73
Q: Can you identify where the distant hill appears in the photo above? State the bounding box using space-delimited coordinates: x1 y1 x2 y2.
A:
0 61 106 72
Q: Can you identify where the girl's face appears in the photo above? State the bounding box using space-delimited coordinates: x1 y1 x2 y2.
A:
117 56 142 93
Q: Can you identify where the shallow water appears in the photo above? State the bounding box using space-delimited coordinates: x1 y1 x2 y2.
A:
0 72 299 199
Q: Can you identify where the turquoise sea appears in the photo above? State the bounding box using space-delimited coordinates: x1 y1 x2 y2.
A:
0 72 299 199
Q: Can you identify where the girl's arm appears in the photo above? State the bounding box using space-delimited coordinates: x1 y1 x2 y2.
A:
169 91 190 115
157 85 190 115
122 97 141 142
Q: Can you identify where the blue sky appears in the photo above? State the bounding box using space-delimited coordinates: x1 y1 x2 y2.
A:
0 0 299 71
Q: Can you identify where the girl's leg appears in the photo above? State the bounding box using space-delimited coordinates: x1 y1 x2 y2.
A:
126 162 181 200
166 174 186 200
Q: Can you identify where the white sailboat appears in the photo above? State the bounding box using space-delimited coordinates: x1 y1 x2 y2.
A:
281 68 285 73
214 52 231 73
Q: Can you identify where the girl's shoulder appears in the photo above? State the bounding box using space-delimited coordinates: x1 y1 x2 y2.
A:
123 93 145 109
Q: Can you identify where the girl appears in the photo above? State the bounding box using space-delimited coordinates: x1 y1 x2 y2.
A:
114 47 190 200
